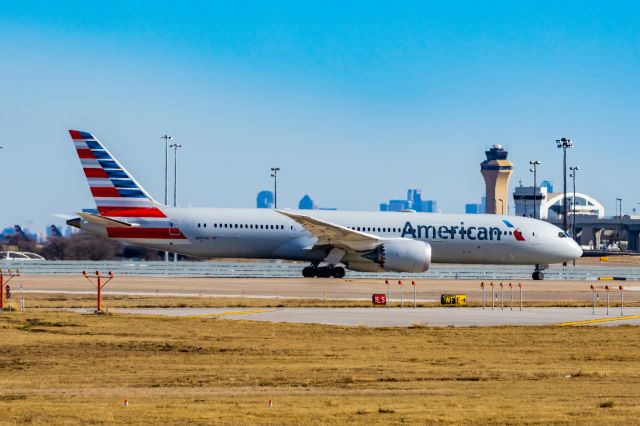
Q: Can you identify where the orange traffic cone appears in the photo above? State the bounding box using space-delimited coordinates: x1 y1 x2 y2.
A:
123 399 129 407
268 399 273 408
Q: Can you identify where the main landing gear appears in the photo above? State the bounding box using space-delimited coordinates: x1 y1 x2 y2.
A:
302 265 346 279
532 264 549 281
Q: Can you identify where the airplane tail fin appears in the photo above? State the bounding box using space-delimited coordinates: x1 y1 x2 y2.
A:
68 130 166 218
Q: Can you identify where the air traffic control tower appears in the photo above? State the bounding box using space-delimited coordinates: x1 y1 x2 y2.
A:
480 144 513 214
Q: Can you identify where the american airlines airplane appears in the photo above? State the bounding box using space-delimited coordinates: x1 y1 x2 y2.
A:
66 130 582 280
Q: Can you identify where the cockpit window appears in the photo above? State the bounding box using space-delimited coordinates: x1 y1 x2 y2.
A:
558 232 571 238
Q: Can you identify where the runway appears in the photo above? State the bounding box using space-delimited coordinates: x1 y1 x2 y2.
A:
73 306 640 327
15 275 640 303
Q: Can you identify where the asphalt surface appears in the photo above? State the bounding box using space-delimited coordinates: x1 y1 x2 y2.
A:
17 275 640 303
83 306 640 327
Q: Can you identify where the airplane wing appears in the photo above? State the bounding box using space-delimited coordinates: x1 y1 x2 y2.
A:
276 210 381 251
76 212 137 228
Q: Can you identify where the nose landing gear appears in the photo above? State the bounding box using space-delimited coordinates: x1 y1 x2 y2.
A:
302 265 346 278
532 271 544 280
532 264 549 280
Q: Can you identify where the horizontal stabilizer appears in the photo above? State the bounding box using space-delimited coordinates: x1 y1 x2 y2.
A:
76 212 136 228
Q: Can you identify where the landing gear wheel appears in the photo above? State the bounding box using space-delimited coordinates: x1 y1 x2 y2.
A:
532 271 544 280
331 266 346 279
316 266 332 278
302 266 316 278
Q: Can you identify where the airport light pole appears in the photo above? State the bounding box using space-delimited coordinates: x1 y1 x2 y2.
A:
569 166 579 241
556 138 573 233
270 167 280 209
161 134 173 205
616 198 623 219
529 161 540 219
169 143 182 263
161 134 173 263
169 143 183 207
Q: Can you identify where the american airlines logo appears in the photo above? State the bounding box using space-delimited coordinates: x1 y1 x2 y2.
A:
400 219 525 241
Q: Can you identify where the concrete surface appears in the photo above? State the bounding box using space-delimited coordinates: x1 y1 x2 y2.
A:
77 306 640 327
16 275 640 303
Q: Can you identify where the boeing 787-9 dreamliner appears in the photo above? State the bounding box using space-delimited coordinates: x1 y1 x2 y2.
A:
65 130 582 280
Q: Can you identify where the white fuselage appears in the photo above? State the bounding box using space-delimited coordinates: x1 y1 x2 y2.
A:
80 207 583 266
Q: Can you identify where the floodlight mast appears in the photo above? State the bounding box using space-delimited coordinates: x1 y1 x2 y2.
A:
529 160 540 219
569 166 580 242
270 167 280 208
556 138 573 234
161 134 173 263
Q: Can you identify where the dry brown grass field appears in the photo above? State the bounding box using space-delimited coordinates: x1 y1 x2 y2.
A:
1 307 639 425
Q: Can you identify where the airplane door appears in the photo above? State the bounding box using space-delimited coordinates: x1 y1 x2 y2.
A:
169 218 180 236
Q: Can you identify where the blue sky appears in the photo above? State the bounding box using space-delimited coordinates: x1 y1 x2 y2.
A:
1 1 639 231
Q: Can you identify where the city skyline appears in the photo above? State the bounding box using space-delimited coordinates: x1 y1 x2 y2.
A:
1 2 639 229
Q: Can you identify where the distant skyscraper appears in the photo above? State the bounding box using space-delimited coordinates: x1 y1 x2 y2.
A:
408 189 422 211
421 200 437 213
388 199 411 211
380 189 437 212
256 190 274 209
480 145 513 214
298 194 317 210
465 197 485 214
465 203 480 214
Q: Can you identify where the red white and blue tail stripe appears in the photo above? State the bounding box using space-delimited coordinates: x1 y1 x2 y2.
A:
69 130 165 217
69 130 188 244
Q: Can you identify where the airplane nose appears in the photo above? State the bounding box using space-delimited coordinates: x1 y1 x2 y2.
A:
569 240 583 259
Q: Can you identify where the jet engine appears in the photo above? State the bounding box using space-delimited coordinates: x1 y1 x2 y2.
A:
347 239 432 273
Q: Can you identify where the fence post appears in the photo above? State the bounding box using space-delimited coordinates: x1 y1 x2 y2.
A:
518 282 523 311
500 282 504 310
509 283 513 311
412 280 416 309
590 285 595 315
398 280 403 309
490 282 494 310
605 285 610 316
385 280 390 309
619 286 624 316
481 282 485 310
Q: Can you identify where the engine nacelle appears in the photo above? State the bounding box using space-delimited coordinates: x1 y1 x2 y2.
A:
348 239 432 273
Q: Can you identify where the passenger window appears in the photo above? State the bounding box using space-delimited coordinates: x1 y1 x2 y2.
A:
204 223 207 228
197 223 201 228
